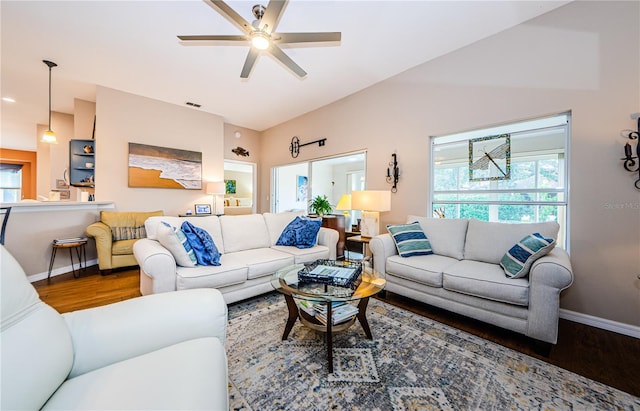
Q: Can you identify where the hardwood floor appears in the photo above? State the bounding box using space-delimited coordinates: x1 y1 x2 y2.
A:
32 266 640 397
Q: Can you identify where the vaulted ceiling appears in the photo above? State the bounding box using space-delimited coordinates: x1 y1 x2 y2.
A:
1 0 569 141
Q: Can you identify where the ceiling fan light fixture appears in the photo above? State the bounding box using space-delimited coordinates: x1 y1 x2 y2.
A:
251 31 270 50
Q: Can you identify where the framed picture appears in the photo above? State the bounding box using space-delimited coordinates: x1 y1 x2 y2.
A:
194 204 212 215
468 134 511 182
128 143 202 189
296 175 308 202
225 179 237 194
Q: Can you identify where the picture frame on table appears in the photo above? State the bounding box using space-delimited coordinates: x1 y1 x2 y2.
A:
194 204 212 215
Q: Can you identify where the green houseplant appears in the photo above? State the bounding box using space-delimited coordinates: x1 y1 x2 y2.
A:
309 195 332 216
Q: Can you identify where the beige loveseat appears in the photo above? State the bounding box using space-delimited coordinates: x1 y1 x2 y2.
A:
370 216 573 345
133 212 338 303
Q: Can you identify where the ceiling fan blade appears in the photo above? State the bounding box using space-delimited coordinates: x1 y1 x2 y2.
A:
177 35 248 42
274 32 341 44
261 0 287 33
240 48 260 79
268 45 307 78
205 0 253 34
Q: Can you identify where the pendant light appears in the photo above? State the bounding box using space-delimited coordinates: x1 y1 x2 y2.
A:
41 60 58 144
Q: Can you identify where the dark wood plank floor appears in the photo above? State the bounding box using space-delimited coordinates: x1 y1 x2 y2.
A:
32 266 640 397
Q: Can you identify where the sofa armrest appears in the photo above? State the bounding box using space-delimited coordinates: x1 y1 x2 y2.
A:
63 288 228 379
133 238 178 295
86 221 113 270
369 233 398 274
317 227 339 260
527 247 574 343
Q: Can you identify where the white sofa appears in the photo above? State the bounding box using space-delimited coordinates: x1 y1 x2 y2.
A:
369 216 574 345
0 245 229 411
133 212 339 303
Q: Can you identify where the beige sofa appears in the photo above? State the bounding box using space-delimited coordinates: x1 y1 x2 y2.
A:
370 216 573 345
0 245 229 410
133 212 338 303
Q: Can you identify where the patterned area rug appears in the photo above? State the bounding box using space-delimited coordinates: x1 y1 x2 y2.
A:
226 292 639 410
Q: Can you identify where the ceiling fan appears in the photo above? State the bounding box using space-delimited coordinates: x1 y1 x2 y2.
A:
178 0 341 79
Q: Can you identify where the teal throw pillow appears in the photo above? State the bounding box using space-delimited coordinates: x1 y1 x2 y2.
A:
387 222 433 257
500 233 555 279
157 222 197 267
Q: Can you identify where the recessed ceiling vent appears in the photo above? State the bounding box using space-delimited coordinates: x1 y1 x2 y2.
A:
185 101 201 108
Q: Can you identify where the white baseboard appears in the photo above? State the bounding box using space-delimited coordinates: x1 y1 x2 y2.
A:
28 258 98 283
560 308 640 339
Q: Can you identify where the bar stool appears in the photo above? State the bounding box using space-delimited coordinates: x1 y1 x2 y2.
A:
48 238 87 279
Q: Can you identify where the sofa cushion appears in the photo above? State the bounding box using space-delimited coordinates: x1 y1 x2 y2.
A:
464 219 559 264
181 222 221 266
111 225 146 241
500 233 555 279
276 216 322 248
224 248 294 280
387 222 433 257
42 338 228 411
176 259 248 290
386 254 458 287
443 260 529 306
407 216 468 260
272 244 330 264
156 222 197 268
263 211 305 246
111 239 138 256
219 214 270 253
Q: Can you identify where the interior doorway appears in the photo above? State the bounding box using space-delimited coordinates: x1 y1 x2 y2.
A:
223 160 256 215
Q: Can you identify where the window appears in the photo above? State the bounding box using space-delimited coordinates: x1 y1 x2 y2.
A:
0 164 23 202
430 113 570 248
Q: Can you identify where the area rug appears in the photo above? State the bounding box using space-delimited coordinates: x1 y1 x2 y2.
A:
226 293 639 410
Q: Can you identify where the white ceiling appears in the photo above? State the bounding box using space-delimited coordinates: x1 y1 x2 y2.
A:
1 0 569 142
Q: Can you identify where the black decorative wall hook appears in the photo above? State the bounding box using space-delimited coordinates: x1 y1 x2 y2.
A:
621 114 640 189
289 136 326 158
386 153 399 193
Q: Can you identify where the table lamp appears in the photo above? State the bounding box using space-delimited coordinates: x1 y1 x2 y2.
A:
206 181 226 215
351 190 391 237
335 194 352 218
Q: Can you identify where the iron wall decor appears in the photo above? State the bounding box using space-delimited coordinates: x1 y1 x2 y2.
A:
621 113 640 189
289 136 326 158
386 153 399 193
128 143 202 189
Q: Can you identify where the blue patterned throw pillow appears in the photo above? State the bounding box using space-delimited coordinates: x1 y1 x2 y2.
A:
276 216 322 249
387 222 433 257
181 221 221 266
500 233 555 279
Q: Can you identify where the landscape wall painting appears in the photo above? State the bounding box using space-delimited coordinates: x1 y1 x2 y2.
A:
128 143 202 189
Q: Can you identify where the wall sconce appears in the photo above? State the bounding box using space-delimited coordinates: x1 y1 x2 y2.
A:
386 153 399 193
621 113 640 189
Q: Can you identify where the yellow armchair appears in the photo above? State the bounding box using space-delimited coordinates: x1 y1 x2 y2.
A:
86 210 163 274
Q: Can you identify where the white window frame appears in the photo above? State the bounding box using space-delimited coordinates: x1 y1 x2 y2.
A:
430 112 571 250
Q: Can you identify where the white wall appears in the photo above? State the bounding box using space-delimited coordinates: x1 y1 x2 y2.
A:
95 87 225 214
260 1 640 327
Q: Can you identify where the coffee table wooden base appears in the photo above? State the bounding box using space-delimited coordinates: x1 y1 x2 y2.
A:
281 295 373 373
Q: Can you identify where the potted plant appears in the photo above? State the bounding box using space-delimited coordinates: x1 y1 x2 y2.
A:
309 195 332 216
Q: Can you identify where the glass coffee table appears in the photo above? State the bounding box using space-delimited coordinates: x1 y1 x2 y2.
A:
271 259 386 373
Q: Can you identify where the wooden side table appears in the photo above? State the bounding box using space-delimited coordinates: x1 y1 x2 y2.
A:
48 239 87 279
346 235 371 263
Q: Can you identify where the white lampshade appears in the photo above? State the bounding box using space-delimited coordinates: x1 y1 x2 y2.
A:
335 194 352 211
206 181 225 195
351 190 391 212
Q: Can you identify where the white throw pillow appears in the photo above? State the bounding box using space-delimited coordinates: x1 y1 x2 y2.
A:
156 221 197 267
